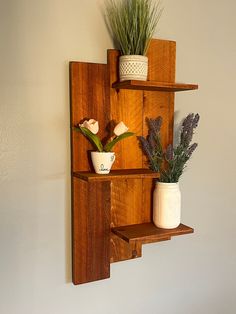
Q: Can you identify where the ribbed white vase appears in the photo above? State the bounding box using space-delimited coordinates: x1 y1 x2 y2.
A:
153 182 181 229
119 55 148 81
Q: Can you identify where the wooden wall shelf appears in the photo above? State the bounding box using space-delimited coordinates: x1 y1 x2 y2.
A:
112 223 194 245
73 169 160 181
70 39 197 285
112 80 198 92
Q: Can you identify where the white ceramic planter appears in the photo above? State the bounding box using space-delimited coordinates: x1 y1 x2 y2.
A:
153 182 181 229
119 55 148 81
91 152 115 174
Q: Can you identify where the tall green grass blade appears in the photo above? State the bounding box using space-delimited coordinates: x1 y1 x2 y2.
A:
105 0 163 56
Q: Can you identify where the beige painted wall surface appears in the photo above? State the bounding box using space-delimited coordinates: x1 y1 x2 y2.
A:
0 0 236 313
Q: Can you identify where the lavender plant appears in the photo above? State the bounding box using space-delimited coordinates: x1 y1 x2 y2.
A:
138 113 200 182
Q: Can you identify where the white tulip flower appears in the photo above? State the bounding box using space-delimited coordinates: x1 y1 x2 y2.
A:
114 121 129 136
76 118 134 152
80 119 99 134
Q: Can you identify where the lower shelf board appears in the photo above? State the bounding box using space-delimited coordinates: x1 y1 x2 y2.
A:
112 223 194 245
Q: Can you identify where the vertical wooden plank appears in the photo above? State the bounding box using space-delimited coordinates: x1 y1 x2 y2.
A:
70 62 109 172
72 179 110 284
108 50 146 262
144 39 176 145
107 39 176 263
142 39 176 225
70 62 111 284
107 50 143 168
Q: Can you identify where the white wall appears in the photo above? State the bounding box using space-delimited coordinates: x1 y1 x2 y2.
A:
0 0 236 313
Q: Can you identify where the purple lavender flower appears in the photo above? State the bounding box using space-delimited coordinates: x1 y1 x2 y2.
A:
193 113 200 128
166 144 174 161
182 113 194 128
154 116 162 132
148 133 157 151
187 143 198 157
180 113 199 148
138 113 200 182
147 116 162 135
138 136 153 161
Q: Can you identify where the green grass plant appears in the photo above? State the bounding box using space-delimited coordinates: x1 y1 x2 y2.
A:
105 0 163 55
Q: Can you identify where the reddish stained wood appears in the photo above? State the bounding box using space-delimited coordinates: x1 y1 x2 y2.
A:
70 62 111 284
144 39 176 154
107 50 143 169
72 179 111 284
70 39 196 283
110 235 142 263
70 61 109 172
112 223 194 244
107 49 145 263
142 39 177 228
73 168 160 181
107 39 178 263
112 80 198 92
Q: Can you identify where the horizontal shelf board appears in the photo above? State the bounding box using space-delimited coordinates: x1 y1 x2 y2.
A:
112 80 198 92
73 169 159 181
112 223 194 244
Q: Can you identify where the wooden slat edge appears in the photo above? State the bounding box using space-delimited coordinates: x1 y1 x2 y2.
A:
112 80 198 92
112 223 194 244
73 169 160 181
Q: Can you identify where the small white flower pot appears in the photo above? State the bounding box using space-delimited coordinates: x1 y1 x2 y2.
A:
91 152 116 174
153 182 181 229
119 55 148 81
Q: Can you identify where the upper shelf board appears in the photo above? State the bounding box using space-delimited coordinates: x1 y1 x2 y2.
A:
112 80 198 92
73 168 159 182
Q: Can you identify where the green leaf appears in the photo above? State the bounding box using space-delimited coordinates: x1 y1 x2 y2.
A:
104 132 134 152
75 126 103 152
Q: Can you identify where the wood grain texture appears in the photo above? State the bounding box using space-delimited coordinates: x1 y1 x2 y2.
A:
107 39 177 263
112 223 194 244
70 39 195 283
70 61 109 172
142 40 177 227
72 178 110 284
73 168 160 181
144 39 176 155
110 236 142 263
108 49 145 262
112 80 198 92
107 50 143 168
70 62 111 284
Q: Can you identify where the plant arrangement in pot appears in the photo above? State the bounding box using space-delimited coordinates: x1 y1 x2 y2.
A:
104 0 163 81
75 119 134 174
138 113 200 229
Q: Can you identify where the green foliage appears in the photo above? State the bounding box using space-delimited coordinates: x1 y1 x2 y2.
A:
105 0 163 55
104 132 134 152
74 127 134 152
75 126 104 152
161 142 198 183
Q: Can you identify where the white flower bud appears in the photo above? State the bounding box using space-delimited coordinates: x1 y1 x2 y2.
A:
80 119 99 134
114 121 129 136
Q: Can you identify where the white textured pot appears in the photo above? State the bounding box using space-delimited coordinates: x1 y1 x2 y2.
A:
153 182 181 229
91 152 115 174
119 55 148 81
